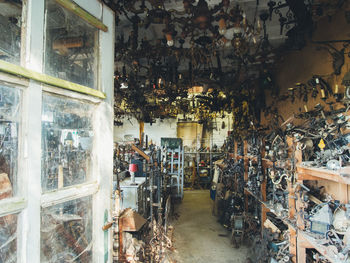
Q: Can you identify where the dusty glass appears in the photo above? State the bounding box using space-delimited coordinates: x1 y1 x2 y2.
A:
0 213 18 263
40 196 92 262
0 1 22 65
0 85 20 200
44 0 99 88
41 93 94 192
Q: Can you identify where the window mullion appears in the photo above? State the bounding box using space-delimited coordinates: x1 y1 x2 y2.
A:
0 197 27 217
40 182 99 208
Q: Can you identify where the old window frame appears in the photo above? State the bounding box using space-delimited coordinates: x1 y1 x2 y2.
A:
0 73 27 263
0 0 114 262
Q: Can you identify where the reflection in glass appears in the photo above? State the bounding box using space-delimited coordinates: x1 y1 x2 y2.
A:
41 197 92 262
0 214 17 263
41 94 94 192
0 85 20 200
44 0 98 88
0 0 22 64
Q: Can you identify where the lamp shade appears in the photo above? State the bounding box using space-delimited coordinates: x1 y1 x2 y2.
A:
129 163 138 173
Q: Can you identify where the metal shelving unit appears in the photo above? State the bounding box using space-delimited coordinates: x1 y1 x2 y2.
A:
166 146 184 199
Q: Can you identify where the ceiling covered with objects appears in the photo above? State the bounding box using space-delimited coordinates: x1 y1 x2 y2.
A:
101 0 346 124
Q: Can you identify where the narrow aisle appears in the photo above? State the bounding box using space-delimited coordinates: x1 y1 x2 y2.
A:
171 190 250 263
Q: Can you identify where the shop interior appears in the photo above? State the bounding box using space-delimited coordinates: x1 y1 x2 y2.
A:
1 0 350 262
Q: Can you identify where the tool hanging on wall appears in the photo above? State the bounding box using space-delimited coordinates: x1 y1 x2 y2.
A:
313 40 350 75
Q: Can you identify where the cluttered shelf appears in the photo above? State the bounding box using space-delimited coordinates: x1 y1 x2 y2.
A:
298 230 345 263
244 188 296 231
235 154 291 169
184 152 223 154
297 163 350 185
244 187 261 202
235 155 257 161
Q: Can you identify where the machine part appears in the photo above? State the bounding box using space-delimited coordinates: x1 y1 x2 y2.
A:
309 204 333 234
120 177 147 215
343 227 350 245
326 159 341 170
333 207 350 235
231 215 245 248
123 232 145 262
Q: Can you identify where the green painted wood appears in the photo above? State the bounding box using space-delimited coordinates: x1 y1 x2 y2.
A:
104 209 109 262
55 0 108 32
0 60 106 99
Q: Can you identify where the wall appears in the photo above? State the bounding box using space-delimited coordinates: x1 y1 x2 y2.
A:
144 118 177 145
114 114 231 149
113 117 177 145
177 122 203 148
114 117 139 142
211 114 232 148
262 8 350 200
263 8 350 126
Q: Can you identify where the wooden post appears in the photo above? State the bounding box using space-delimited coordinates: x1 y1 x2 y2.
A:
288 178 297 263
297 243 307 263
139 121 144 145
243 140 249 211
261 178 267 234
234 141 238 159
297 234 311 263
287 136 297 262
338 183 348 203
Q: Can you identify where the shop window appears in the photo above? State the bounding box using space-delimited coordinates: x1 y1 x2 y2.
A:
0 213 18 263
41 93 94 192
0 1 22 65
40 196 92 262
0 85 21 200
44 0 99 88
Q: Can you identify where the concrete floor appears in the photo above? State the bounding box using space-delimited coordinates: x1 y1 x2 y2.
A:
170 190 250 263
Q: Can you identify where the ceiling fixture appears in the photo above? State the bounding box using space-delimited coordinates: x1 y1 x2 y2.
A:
102 0 345 123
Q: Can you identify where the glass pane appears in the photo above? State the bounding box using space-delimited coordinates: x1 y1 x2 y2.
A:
0 85 20 199
0 214 18 263
0 1 22 64
44 0 98 88
41 93 94 192
41 196 92 262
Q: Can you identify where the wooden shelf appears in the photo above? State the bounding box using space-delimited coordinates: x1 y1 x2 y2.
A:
244 188 296 230
236 155 290 169
297 163 350 185
298 230 346 263
244 188 262 202
296 160 350 261
184 152 222 154
238 138 296 262
238 137 349 262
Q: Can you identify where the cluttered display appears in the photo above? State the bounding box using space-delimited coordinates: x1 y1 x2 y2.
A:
110 137 184 262
0 85 21 263
212 81 350 262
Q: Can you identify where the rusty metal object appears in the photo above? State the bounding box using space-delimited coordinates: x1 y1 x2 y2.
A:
0 173 12 199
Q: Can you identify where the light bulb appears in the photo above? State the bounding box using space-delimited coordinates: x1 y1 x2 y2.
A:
242 13 247 26
335 84 339 94
165 33 174 46
257 19 261 30
219 18 227 35
219 28 227 35
167 39 174 46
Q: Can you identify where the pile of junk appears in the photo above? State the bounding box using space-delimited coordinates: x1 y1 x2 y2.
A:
109 137 183 263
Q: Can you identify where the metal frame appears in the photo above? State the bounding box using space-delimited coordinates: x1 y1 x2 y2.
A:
168 146 184 199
